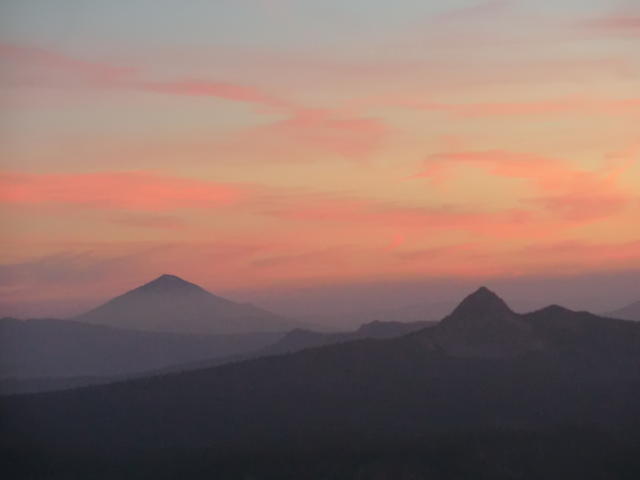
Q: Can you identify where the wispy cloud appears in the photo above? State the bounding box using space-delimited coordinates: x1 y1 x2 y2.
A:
132 79 292 111
260 192 554 239
414 148 637 221
0 43 388 160
385 96 640 117
0 171 247 212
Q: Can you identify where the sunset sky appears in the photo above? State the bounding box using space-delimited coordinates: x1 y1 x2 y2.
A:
1 0 639 319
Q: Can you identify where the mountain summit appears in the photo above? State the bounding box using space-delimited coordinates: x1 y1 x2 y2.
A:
75 274 302 335
420 287 538 357
137 274 207 293
446 286 514 320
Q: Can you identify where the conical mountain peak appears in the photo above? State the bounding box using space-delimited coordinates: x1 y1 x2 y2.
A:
75 273 301 334
138 274 207 294
157 274 185 282
448 286 513 319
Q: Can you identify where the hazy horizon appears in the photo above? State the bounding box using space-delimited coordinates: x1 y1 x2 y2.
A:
2 269 639 326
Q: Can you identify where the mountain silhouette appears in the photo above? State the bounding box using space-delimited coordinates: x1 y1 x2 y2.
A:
414 287 540 357
262 319 435 355
355 319 436 337
75 274 302 334
3 287 640 478
608 299 640 321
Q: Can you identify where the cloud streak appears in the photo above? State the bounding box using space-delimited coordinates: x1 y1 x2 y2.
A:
387 97 640 117
0 171 246 212
414 149 637 221
1 43 388 160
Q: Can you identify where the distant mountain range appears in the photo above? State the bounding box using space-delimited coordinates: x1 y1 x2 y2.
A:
0 317 284 381
608 299 640 321
146 318 437 378
257 319 436 355
74 274 302 334
3 286 639 479
0 318 435 395
0 273 438 395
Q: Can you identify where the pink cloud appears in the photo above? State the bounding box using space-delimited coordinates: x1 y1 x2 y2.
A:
583 14 640 36
0 171 246 212
531 195 629 222
132 79 291 111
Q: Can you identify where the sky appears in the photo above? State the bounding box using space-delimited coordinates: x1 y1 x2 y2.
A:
0 0 639 320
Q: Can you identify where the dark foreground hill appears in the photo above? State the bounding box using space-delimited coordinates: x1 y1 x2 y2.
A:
75 274 301 334
2 288 640 479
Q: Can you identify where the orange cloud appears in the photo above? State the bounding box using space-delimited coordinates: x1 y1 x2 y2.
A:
415 149 636 221
383 96 640 117
519 240 640 273
261 194 557 239
107 213 187 230
0 171 246 212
